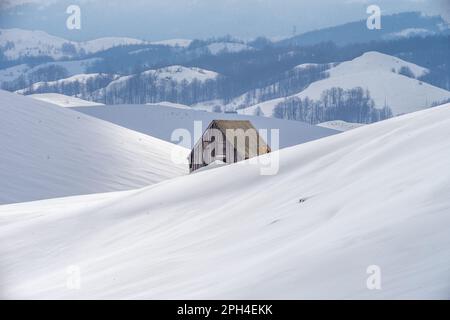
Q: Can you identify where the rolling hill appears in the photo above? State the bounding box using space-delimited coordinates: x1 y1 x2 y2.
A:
0 90 188 204
1 103 449 299
239 52 450 117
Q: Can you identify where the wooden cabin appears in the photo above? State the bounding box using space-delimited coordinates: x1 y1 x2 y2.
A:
188 120 271 173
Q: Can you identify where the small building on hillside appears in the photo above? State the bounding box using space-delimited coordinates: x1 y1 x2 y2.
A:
188 120 271 173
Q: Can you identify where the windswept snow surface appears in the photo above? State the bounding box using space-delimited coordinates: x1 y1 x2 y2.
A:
28 93 104 107
1 104 449 299
240 52 450 117
0 90 188 204
72 104 338 149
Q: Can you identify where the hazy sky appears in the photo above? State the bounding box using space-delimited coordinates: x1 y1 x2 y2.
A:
0 0 448 41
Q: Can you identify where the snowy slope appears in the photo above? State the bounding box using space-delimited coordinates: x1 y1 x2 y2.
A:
239 52 450 117
1 103 449 299
144 65 218 82
0 90 188 204
0 58 101 86
100 66 218 92
317 120 365 132
16 73 114 94
0 29 146 60
146 101 192 110
29 93 104 107
328 51 428 78
72 104 338 149
89 66 220 104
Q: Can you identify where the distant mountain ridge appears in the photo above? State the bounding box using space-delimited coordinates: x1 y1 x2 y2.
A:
277 12 449 47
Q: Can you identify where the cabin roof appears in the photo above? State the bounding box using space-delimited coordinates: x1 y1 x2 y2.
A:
189 120 271 158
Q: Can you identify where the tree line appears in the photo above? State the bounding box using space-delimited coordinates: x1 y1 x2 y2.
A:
273 87 393 124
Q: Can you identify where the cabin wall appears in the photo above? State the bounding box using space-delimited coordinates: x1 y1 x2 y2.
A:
189 122 271 173
190 126 226 172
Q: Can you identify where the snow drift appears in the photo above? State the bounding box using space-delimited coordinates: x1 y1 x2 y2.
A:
1 103 449 299
0 90 188 204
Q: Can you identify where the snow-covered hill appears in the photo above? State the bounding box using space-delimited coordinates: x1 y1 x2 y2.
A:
0 90 188 204
72 104 338 149
29 93 104 107
0 29 146 60
145 65 219 83
328 51 428 78
1 103 449 299
90 65 220 104
16 73 119 95
239 52 450 117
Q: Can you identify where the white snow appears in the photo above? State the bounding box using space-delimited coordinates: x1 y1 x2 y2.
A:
294 62 334 71
240 52 450 117
142 65 219 83
1 103 449 299
72 104 338 150
317 120 366 132
384 28 435 39
0 28 146 60
97 66 219 97
328 51 428 79
0 90 188 204
28 93 104 108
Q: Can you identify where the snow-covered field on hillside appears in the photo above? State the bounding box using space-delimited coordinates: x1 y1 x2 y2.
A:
317 120 365 132
73 104 338 149
0 90 188 204
1 103 449 299
28 93 104 107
